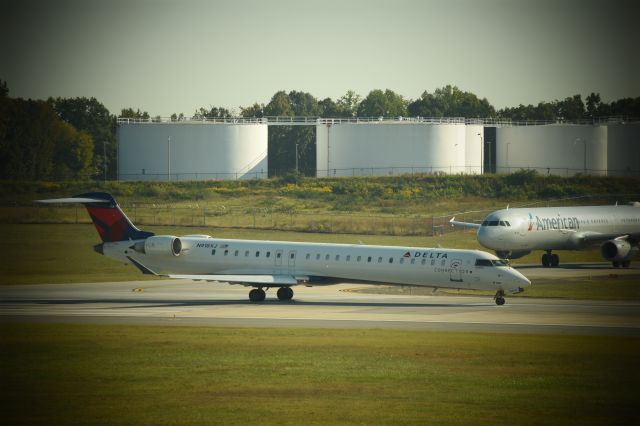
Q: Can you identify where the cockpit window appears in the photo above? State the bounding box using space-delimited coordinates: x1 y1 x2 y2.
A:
482 220 511 227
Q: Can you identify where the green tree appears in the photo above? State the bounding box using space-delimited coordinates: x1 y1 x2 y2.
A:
192 106 231 119
336 90 361 117
357 89 407 117
240 103 265 118
408 85 495 118
51 120 93 180
120 108 150 119
49 97 115 179
0 79 7 98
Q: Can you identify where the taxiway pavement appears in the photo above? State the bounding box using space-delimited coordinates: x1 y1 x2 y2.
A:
1 264 638 336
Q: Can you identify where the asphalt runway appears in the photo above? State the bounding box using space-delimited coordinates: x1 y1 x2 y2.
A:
1 263 639 336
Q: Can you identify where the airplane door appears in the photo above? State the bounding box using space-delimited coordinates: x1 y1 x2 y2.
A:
275 250 283 267
449 259 463 283
288 251 297 273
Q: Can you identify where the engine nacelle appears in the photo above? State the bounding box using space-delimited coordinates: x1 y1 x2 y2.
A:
143 235 183 257
600 239 639 262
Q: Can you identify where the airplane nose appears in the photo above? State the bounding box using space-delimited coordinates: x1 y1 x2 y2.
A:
477 227 492 249
512 268 531 287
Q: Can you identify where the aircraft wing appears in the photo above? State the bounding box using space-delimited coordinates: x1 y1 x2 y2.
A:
126 256 308 286
449 217 481 229
570 231 638 247
164 274 308 285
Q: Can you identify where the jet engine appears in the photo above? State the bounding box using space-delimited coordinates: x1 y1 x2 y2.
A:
600 239 638 263
140 235 183 257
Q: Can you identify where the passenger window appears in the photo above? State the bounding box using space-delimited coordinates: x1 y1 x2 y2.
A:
367 256 372 263
266 252 271 258
325 254 330 261
290 253 295 259
411 258 415 264
400 258 404 264
431 259 435 266
212 249 216 256
357 256 362 262
245 250 249 257
335 255 340 261
440 259 446 266
378 257 382 263
224 250 229 256
389 257 394 264
316 253 321 260
306 253 310 260
346 255 351 262
422 259 426 265
256 251 260 257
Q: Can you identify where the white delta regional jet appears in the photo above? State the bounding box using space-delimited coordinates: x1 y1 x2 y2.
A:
451 203 640 268
38 193 530 305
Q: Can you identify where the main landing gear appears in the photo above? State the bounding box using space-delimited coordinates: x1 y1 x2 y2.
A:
494 290 506 306
248 287 294 302
542 251 559 267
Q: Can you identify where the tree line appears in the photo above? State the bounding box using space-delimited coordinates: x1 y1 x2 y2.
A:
1 78 638 180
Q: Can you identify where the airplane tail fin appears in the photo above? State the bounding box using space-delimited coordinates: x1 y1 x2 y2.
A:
36 192 154 243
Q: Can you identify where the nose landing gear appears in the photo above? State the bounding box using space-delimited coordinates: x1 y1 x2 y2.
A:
494 290 506 306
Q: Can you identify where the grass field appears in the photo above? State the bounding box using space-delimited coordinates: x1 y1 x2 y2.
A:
1 323 638 426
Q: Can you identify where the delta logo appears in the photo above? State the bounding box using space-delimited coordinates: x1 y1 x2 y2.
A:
403 251 448 259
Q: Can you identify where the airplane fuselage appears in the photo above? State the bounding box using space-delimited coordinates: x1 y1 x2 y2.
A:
477 205 640 251
103 236 530 294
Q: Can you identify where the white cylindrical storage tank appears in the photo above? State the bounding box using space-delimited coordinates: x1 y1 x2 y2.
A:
316 122 466 177
496 124 607 176
465 125 483 174
118 122 268 181
606 123 640 176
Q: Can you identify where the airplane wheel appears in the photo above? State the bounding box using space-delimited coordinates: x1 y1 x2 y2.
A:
542 254 550 267
495 296 505 306
277 287 294 301
612 261 620 268
551 254 560 267
622 261 631 268
249 288 266 302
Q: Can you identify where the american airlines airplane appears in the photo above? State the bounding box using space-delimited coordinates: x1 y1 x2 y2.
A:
450 203 640 268
38 193 530 305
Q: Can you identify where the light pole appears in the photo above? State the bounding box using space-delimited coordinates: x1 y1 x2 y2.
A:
167 136 171 181
295 143 299 173
477 133 483 174
574 138 586 174
506 142 511 173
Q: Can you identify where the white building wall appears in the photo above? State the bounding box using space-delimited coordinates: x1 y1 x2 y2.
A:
495 125 608 176
316 123 466 177
465 125 483 174
606 123 640 176
118 123 268 181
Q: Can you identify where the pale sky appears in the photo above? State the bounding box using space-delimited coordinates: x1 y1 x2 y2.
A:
2 0 638 117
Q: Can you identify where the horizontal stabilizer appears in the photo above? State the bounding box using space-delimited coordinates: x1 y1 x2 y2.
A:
35 197 110 204
164 274 306 285
449 217 481 229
